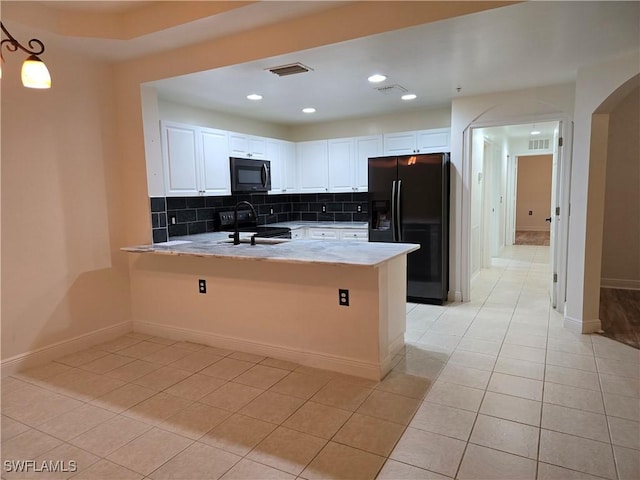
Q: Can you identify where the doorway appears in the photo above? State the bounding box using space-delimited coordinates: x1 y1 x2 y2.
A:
514 154 553 246
468 120 569 310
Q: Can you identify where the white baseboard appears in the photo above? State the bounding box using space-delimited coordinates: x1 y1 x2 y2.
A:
564 315 602 334
1 321 132 378
134 321 387 380
600 278 640 290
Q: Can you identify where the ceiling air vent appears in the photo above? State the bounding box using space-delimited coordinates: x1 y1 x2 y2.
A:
267 63 313 76
374 84 408 95
528 138 551 150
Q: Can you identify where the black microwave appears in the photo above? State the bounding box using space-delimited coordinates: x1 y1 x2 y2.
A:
230 157 271 193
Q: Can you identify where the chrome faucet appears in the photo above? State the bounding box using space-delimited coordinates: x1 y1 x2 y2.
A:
233 201 258 245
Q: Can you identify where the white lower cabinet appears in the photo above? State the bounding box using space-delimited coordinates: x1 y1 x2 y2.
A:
290 228 307 240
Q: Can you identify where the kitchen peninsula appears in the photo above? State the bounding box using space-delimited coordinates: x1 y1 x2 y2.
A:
123 236 418 380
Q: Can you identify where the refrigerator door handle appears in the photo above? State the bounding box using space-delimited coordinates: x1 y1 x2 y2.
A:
391 180 397 242
396 180 402 242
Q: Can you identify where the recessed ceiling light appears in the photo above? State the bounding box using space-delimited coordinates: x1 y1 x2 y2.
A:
247 94 262 100
368 74 387 83
401 94 417 101
302 107 316 114
530 130 541 135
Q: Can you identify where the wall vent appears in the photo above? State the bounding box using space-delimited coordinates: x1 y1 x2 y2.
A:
528 138 550 150
267 63 313 76
374 84 408 95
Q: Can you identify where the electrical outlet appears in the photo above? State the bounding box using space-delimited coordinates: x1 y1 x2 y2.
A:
357 205 362 213
322 204 327 213
339 289 349 306
198 279 207 294
528 210 533 216
170 215 177 225
270 208 274 215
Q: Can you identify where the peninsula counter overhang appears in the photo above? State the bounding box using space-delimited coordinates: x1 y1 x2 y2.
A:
122 238 420 268
123 237 418 380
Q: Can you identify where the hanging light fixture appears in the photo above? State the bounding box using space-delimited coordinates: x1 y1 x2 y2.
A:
1 22 51 89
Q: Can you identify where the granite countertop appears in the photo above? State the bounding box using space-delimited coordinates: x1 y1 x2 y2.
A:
269 221 368 230
122 236 419 267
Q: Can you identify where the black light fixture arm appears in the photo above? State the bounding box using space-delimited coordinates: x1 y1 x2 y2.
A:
0 22 45 62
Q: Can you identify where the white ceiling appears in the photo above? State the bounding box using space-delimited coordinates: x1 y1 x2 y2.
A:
148 1 639 126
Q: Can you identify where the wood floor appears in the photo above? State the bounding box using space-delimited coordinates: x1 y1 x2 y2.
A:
515 230 550 246
599 287 640 349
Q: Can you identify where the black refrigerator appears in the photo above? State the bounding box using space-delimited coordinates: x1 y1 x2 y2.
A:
368 153 449 304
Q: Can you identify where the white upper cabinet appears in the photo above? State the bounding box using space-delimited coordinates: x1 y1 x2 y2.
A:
200 127 231 196
267 138 283 194
282 141 297 193
327 135 382 193
161 121 229 197
354 135 382 192
328 138 355 193
228 132 267 159
297 140 329 193
383 128 450 155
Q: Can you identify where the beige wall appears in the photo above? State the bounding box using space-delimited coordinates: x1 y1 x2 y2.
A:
567 53 640 331
1 2 509 366
516 155 552 231
1 45 131 361
601 86 640 287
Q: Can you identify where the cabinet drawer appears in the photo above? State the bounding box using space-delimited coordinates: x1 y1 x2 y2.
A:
340 229 368 241
308 228 339 240
291 228 307 240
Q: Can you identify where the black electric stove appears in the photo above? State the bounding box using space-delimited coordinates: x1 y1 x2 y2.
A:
218 211 291 239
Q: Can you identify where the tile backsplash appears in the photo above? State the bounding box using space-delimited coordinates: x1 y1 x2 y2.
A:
150 193 368 242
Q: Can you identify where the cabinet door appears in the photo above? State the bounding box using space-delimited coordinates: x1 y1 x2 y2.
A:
282 141 297 193
290 228 307 239
228 132 249 157
248 136 267 159
416 128 450 153
328 138 355 193
267 139 283 193
297 140 329 193
161 121 200 196
354 135 382 192
200 128 231 196
383 132 416 155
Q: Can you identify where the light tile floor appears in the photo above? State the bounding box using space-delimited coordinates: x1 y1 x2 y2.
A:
2 245 639 479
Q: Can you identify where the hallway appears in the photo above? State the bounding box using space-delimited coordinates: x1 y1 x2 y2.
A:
1 246 638 479
391 245 639 479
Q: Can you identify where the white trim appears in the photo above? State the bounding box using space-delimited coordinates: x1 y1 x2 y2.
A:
1 321 132 378
601 278 640 290
448 290 462 302
462 113 572 315
134 320 388 380
563 314 602 334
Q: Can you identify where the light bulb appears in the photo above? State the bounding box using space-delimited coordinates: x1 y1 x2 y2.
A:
21 55 51 89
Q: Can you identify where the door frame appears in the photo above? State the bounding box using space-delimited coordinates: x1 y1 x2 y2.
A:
461 114 573 312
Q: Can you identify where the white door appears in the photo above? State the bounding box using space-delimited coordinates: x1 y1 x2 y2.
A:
416 128 450 153
266 139 282 193
383 132 416 155
282 141 297 193
550 121 567 308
